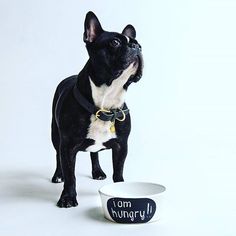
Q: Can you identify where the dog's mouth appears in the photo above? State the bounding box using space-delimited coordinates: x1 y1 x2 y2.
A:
117 55 143 77
133 55 139 67
113 70 123 78
108 53 143 86
132 53 143 82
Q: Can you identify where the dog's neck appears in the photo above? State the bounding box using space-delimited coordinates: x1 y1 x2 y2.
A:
88 62 137 110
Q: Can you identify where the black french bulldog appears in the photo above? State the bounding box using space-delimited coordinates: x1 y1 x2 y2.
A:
51 11 143 208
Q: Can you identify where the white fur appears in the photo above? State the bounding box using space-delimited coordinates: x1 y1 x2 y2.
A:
89 62 137 109
125 35 130 43
85 63 138 152
85 116 116 152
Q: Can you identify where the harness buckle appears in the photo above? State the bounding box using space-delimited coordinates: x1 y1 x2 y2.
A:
95 108 111 120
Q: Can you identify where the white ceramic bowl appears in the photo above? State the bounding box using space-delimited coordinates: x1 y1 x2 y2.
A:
99 182 166 224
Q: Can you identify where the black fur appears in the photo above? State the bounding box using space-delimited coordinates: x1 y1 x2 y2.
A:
51 12 143 208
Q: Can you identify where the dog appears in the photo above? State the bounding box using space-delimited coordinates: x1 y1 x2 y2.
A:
51 11 143 208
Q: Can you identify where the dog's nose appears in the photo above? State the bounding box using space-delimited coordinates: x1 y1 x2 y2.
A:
129 43 141 51
137 44 142 51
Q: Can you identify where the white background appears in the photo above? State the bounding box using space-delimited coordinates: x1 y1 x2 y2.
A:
0 0 236 235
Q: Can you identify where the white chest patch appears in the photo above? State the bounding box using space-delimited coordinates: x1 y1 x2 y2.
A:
85 62 138 152
86 116 116 152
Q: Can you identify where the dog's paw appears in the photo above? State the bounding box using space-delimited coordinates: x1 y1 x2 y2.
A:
92 169 107 180
113 175 124 183
52 175 64 183
57 196 78 208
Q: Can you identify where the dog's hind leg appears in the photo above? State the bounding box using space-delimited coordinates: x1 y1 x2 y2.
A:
51 115 64 183
52 153 64 183
90 152 106 180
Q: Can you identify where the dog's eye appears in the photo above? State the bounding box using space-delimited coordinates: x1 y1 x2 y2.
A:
110 39 121 48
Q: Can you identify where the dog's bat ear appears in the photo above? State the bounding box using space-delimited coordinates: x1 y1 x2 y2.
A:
84 11 103 43
122 24 136 39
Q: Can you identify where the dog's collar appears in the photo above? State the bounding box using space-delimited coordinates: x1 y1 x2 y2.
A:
73 85 129 122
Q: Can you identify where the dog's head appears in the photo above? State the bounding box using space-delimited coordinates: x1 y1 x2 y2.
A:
83 11 143 88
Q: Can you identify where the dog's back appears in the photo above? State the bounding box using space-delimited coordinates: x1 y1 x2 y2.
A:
51 76 77 150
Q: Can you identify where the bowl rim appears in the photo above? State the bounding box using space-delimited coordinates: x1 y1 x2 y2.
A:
98 181 166 198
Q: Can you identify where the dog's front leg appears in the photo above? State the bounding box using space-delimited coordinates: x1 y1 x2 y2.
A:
57 142 78 208
112 141 128 182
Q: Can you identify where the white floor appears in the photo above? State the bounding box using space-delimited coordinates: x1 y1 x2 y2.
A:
0 146 235 236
